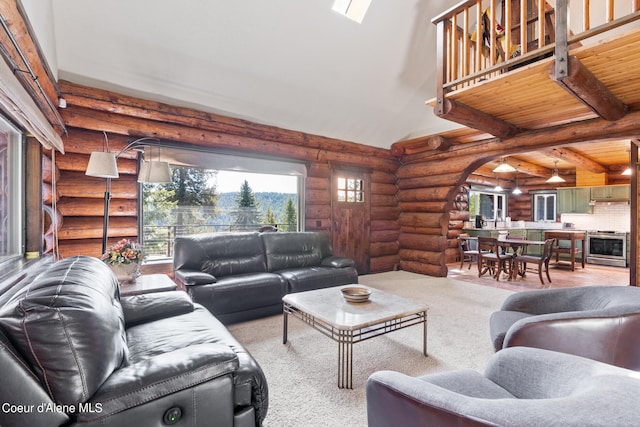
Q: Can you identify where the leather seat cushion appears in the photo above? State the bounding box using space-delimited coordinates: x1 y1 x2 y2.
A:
278 266 358 293
190 272 286 315
126 305 268 422
0 256 127 405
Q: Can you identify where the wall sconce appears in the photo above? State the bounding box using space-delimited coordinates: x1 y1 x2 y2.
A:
493 157 517 173
546 160 566 183
85 134 171 253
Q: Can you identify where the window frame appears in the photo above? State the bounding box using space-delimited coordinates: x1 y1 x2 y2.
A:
469 189 507 222
0 114 25 265
533 192 557 222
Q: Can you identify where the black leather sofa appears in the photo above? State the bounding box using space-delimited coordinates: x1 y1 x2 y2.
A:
0 256 267 427
173 231 359 324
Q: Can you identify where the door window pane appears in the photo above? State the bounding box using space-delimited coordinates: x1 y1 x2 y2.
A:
337 177 364 203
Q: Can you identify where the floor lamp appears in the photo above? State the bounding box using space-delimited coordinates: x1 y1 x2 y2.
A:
85 134 171 254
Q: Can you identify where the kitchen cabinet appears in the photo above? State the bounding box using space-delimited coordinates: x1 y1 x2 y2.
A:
590 185 630 201
526 230 544 255
557 187 591 214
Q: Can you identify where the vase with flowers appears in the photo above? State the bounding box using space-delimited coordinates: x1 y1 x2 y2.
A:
102 238 145 283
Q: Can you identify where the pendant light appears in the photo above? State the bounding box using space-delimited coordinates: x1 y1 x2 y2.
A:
493 157 517 173
546 160 566 183
494 176 503 192
512 172 522 195
622 149 632 176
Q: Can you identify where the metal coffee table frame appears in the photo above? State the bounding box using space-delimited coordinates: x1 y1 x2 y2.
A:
282 287 428 389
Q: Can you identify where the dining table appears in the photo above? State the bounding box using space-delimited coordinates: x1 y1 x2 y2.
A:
496 237 547 280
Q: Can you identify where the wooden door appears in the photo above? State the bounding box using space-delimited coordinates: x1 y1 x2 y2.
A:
331 167 370 275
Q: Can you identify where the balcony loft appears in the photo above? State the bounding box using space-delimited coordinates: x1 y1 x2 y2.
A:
426 0 640 142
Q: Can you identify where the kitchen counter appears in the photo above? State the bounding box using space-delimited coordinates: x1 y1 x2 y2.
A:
544 230 586 271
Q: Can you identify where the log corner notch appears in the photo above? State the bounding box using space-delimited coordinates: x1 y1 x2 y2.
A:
390 135 452 157
550 56 627 121
434 98 521 140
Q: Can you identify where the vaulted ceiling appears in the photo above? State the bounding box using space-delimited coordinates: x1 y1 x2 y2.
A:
44 0 464 150
21 1 639 179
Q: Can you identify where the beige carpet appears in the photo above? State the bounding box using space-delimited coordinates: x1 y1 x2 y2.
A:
227 271 514 427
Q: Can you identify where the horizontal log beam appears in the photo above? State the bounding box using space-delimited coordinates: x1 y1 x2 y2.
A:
57 197 137 217
399 260 447 277
370 255 400 273
540 147 607 174
406 107 640 164
57 172 138 199
58 217 138 240
391 135 452 157
59 80 393 160
61 106 400 173
551 56 627 121
435 98 520 139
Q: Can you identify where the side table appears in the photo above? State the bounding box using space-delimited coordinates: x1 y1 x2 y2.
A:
119 273 177 296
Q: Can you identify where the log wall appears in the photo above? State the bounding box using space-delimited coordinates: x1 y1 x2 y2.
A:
54 82 400 272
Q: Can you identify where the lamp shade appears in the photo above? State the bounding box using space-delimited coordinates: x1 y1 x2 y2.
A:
622 167 632 176
86 151 118 178
546 172 566 183
493 158 517 173
139 160 171 183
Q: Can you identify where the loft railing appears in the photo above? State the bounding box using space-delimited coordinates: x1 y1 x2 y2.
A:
432 0 640 93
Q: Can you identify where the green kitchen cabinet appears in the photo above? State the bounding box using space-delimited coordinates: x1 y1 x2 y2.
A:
590 185 630 201
526 230 544 255
557 187 591 214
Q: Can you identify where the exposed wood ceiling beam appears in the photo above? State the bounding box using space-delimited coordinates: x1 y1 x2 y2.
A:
551 56 627 121
485 156 552 178
435 98 520 139
540 147 607 174
391 135 451 157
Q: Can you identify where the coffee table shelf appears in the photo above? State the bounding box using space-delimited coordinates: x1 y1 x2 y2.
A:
283 285 428 389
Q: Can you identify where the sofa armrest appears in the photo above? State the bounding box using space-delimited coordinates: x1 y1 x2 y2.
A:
503 309 640 368
77 343 239 423
499 288 585 314
175 269 216 287
121 291 194 326
366 370 500 427
321 256 355 268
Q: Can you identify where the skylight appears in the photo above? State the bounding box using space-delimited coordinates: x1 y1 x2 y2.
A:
332 0 372 24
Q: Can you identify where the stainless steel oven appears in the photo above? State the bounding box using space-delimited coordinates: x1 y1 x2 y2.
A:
586 231 627 267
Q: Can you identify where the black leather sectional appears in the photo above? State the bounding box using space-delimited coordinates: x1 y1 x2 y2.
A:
173 231 359 324
0 256 267 427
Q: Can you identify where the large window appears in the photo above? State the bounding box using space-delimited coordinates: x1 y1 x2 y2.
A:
0 115 24 264
533 193 556 221
141 149 305 259
469 190 506 222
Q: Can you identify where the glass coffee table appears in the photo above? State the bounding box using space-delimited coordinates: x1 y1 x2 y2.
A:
282 285 428 389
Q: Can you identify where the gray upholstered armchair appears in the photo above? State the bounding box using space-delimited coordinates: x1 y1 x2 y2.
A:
490 285 640 370
366 346 640 427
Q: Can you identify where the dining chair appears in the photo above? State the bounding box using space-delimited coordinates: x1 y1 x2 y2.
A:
477 237 513 280
457 234 479 270
512 238 556 284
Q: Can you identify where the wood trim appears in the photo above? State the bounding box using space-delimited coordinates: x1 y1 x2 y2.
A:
0 1 63 135
328 161 374 174
25 136 42 255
